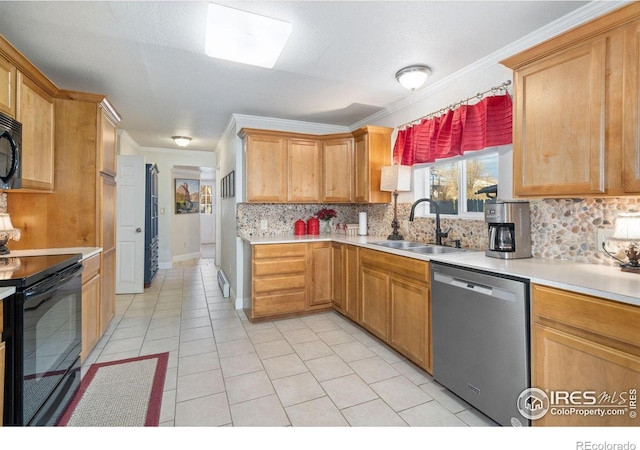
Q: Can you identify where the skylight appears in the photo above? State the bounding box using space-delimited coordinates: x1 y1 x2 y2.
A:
205 3 292 69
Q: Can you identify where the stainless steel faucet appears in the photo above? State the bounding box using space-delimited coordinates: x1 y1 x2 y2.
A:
408 198 449 246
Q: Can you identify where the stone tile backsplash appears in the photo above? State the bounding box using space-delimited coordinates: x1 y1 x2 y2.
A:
237 196 640 267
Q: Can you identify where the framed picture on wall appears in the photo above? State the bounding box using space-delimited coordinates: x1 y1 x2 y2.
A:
175 178 200 214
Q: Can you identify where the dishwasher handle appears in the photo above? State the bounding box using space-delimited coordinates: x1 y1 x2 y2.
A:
433 271 517 302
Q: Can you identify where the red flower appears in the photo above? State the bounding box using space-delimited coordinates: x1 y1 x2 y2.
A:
315 208 337 220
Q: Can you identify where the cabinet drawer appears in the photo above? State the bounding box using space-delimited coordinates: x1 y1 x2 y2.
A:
532 284 640 348
254 244 306 259
254 274 307 295
360 248 430 283
253 292 307 317
82 255 100 283
254 258 306 277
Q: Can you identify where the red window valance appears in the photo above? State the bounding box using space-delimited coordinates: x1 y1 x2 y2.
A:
393 93 513 165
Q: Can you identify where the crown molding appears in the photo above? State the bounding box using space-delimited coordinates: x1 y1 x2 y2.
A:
351 0 629 131
231 113 350 135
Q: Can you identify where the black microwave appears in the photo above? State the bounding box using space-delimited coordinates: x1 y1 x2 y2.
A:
0 111 21 189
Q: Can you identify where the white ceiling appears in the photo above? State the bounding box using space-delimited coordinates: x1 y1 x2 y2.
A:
0 1 593 152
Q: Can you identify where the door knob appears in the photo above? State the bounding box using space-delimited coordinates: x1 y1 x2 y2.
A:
136 228 142 233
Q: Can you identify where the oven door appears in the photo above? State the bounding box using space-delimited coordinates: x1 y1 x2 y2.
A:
20 263 83 425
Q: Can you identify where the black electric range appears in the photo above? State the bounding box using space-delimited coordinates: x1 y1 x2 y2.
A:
0 253 82 288
1 253 84 426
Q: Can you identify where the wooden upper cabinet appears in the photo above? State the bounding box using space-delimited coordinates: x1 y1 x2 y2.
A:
322 137 353 202
502 3 640 197
288 138 321 202
0 53 16 118
511 39 606 196
352 126 392 203
16 72 54 191
240 127 391 204
622 19 640 193
99 103 118 176
242 130 287 202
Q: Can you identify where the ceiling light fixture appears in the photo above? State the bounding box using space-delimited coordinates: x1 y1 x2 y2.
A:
205 3 292 69
172 136 192 147
395 65 432 91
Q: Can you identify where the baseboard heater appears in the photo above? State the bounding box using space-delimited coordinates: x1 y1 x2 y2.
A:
217 270 230 298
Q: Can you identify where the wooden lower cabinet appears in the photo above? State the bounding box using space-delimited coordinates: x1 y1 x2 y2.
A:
332 243 360 322
359 248 431 372
248 243 333 321
309 242 332 308
390 275 431 373
360 265 390 341
81 254 101 361
531 284 640 426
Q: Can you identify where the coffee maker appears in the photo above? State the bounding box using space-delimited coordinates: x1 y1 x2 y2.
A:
484 200 532 259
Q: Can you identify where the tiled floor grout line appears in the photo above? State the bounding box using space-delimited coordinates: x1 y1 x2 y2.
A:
82 252 497 427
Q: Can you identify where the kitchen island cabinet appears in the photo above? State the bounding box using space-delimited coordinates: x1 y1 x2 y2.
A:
531 284 640 426
502 3 640 197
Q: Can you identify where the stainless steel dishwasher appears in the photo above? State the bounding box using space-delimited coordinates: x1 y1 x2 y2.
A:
431 261 530 427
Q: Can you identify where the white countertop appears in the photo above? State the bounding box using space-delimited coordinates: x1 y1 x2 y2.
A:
241 234 640 307
0 286 15 300
0 247 102 261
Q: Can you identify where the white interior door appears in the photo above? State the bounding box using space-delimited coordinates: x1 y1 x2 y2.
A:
116 155 146 293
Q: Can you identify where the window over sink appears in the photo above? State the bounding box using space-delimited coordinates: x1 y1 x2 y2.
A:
413 150 498 218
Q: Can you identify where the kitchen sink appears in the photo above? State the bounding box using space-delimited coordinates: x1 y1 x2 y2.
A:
371 241 428 249
407 246 467 255
371 241 468 254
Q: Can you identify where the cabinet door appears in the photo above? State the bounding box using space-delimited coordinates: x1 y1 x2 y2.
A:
99 174 117 334
344 244 360 322
353 132 370 203
99 107 117 176
309 242 332 308
0 53 16 118
622 19 640 193
331 243 344 311
16 72 54 191
322 138 353 202
360 265 389 341
288 138 321 202
513 38 606 196
81 273 101 361
390 275 430 371
532 323 640 426
246 134 287 202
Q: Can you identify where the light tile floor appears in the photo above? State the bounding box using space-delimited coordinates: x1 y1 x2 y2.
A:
82 250 498 427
